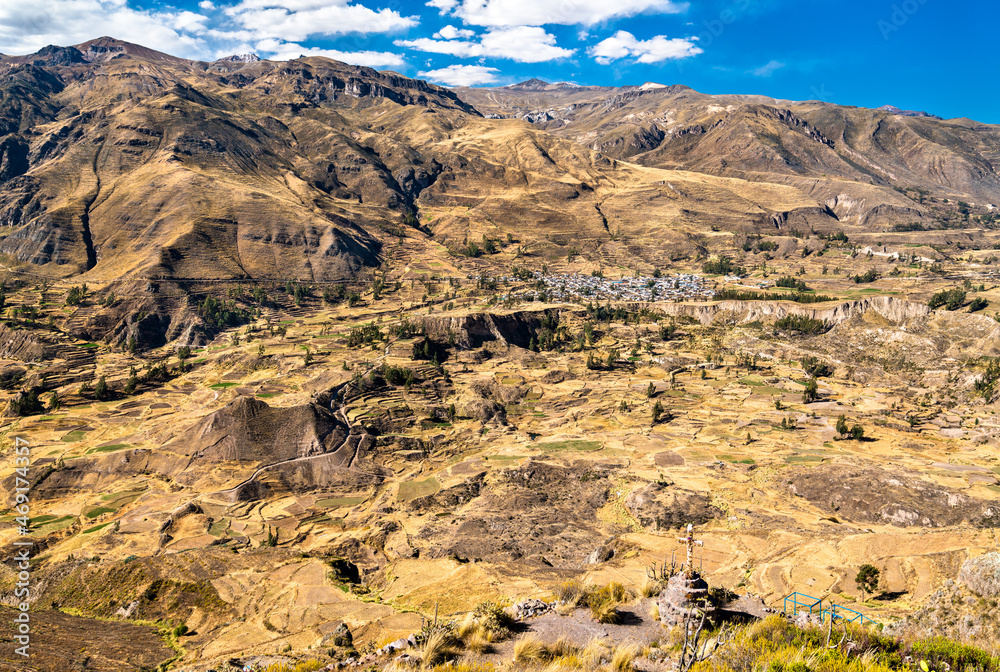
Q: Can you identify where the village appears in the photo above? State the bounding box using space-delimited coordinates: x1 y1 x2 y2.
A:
501 271 719 303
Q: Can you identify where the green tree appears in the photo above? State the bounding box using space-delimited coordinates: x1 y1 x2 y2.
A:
855 564 880 603
802 377 819 403
836 414 849 437
94 375 109 401
124 367 138 395
652 400 664 423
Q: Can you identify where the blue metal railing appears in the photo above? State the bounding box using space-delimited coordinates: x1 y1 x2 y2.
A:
782 592 879 627
783 592 822 617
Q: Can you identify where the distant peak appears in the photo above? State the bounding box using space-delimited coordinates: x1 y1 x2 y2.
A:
877 104 939 119
639 82 667 90
505 78 549 90
216 53 261 63
72 36 187 63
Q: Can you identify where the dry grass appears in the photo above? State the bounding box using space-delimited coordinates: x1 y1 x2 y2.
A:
647 600 660 622
428 664 496 672
586 582 633 624
640 579 662 598
421 631 458 669
580 638 613 668
464 627 494 655
589 599 622 625
513 634 547 665
610 644 639 672
555 579 587 606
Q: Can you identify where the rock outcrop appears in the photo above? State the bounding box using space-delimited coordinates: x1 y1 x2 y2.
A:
959 552 1000 598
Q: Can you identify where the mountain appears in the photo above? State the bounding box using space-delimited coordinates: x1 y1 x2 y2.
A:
877 104 941 119
455 82 1000 218
0 37 998 346
0 39 847 291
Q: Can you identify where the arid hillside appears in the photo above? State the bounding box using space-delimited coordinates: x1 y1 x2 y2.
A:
3 39 997 297
456 80 1000 230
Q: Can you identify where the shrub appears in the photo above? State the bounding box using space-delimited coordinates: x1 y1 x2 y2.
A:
703 256 743 276
928 288 966 310
472 600 513 637
969 297 989 312
346 323 382 348
775 315 830 335
9 387 43 416
66 284 88 306
801 356 833 377
853 268 878 283
776 276 809 291
908 637 998 671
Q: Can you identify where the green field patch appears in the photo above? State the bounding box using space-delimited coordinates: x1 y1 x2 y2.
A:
397 478 440 502
755 386 786 396
785 454 826 463
255 392 282 399
34 515 75 532
209 382 239 389
76 342 100 349
60 430 88 442
483 455 525 464
987 485 1000 494
317 496 368 508
739 377 765 387
38 415 64 421
30 514 61 524
716 454 756 465
498 375 524 385
537 440 602 453
278 320 295 325
100 489 145 502
82 521 113 534
87 443 130 454
84 507 115 519
208 518 229 536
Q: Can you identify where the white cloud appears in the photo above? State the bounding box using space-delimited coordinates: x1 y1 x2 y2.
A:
254 38 405 67
199 0 216 9
589 30 701 65
224 0 418 42
750 59 785 77
426 0 459 14
0 0 209 58
433 0 687 27
397 26 573 63
433 25 474 40
418 64 499 86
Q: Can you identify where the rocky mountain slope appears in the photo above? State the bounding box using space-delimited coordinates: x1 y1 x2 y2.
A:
456 80 1000 222
2 39 997 292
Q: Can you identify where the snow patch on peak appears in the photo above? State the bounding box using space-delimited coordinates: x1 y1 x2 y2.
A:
219 53 261 63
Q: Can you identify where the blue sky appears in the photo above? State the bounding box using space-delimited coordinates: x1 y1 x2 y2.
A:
2 0 997 122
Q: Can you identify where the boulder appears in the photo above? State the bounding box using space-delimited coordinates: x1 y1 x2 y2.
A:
958 552 1000 597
